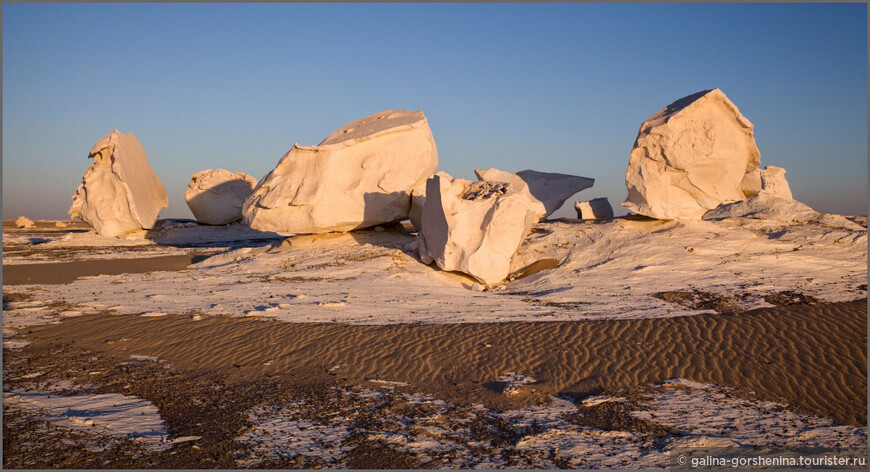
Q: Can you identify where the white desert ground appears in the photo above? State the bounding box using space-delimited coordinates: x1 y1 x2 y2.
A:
2 211 867 468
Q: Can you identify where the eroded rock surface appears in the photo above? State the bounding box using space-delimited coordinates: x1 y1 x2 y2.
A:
243 110 438 233
759 166 793 200
623 89 761 220
185 169 258 225
69 130 168 237
417 172 537 284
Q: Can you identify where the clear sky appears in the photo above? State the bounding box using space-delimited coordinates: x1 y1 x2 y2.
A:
3 3 867 220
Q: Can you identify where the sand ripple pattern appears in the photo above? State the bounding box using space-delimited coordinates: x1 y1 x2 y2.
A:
26 300 867 426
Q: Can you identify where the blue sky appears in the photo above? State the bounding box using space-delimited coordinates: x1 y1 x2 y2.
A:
3 3 867 219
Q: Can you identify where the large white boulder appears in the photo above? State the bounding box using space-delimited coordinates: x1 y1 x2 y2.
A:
185 169 258 225
417 172 537 285
623 89 761 220
474 168 594 220
574 198 614 220
242 110 438 233
69 130 168 237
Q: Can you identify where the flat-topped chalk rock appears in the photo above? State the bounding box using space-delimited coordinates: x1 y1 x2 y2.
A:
185 169 258 225
243 110 438 233
575 198 614 220
417 172 538 284
15 216 34 228
69 129 168 237
759 165 793 200
623 89 761 220
474 168 594 220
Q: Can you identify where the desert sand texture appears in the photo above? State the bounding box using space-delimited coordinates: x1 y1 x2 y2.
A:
18 299 867 425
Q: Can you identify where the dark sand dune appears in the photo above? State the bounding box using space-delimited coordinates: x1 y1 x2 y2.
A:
24 300 866 426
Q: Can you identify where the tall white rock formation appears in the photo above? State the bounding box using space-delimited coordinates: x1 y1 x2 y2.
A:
69 130 168 237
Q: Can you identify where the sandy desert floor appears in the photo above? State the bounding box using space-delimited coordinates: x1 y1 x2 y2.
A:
2 215 867 468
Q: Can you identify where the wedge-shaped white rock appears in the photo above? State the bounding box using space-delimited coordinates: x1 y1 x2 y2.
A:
702 193 817 223
574 198 614 220
474 168 594 219
15 216 34 228
69 130 168 237
185 169 258 225
623 89 761 220
242 110 438 233
417 172 537 284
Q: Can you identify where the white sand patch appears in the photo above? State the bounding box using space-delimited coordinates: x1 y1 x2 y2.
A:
4 391 170 451
4 339 31 349
236 403 353 467
234 381 866 468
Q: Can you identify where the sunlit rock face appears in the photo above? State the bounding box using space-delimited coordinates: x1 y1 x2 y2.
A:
758 165 793 200
69 129 168 237
417 172 538 285
15 216 34 228
242 110 438 233
186 169 258 225
623 89 761 220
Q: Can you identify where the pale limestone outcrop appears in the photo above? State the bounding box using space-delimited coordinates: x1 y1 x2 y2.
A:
474 168 594 219
69 130 168 237
703 165 809 223
185 169 258 225
416 172 538 284
15 216 34 228
574 198 614 220
623 89 761 220
243 110 438 233
759 165 793 200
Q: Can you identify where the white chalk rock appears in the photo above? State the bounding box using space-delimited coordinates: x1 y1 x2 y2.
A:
574 198 614 220
15 216 34 228
475 168 594 219
623 89 761 220
703 165 813 224
417 172 537 284
69 130 168 237
702 193 817 223
242 110 438 233
759 165 793 200
185 169 258 225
